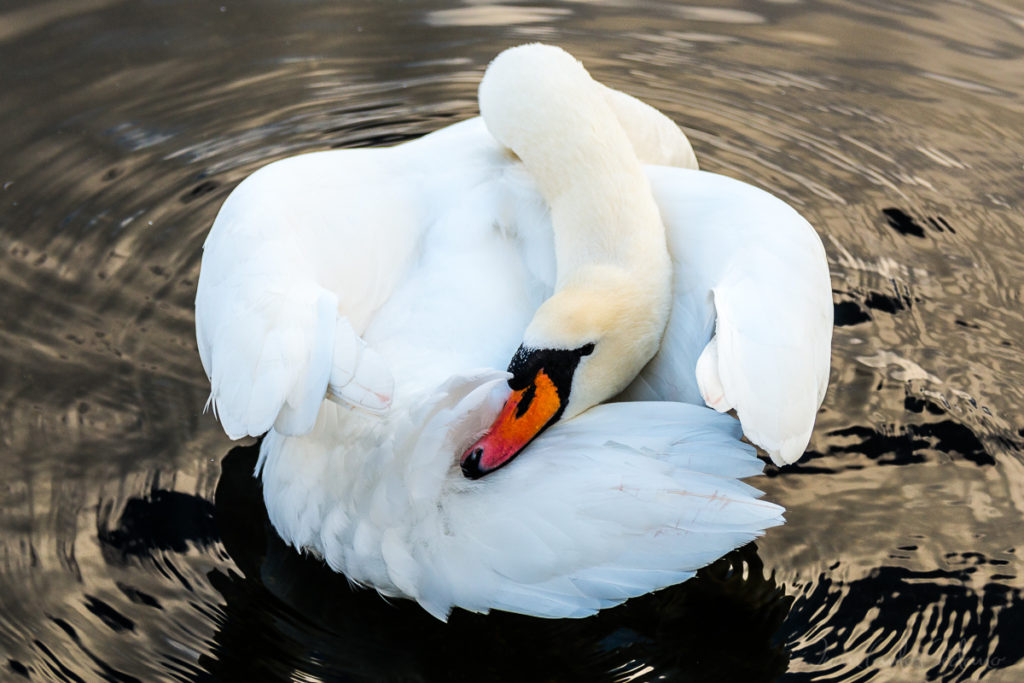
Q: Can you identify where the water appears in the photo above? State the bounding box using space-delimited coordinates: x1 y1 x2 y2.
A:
1 0 1023 680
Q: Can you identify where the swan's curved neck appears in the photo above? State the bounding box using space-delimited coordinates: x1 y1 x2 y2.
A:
479 45 668 289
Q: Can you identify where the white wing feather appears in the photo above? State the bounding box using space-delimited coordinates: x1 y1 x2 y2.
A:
260 372 782 621
632 167 833 464
195 149 423 438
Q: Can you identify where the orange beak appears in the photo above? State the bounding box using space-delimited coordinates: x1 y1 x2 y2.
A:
460 369 563 479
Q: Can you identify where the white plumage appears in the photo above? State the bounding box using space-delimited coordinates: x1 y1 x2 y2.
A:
195 44 832 620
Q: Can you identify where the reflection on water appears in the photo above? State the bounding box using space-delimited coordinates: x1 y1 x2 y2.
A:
1 0 1022 680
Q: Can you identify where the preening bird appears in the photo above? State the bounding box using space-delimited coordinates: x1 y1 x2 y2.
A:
195 44 833 620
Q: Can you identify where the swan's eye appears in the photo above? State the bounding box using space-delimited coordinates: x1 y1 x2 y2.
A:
516 382 537 418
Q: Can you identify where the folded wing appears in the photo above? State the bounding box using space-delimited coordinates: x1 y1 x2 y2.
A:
632 167 833 465
195 149 421 438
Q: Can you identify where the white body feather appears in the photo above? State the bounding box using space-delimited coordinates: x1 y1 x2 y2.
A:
195 45 832 620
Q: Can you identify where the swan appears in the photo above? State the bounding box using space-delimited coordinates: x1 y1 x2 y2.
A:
195 44 832 620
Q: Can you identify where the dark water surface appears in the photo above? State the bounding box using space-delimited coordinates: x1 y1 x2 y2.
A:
2 0 1023 680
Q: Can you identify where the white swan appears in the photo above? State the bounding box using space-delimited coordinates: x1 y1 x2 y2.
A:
195 44 832 620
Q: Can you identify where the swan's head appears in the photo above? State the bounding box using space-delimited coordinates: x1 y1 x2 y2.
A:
461 266 670 479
